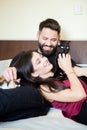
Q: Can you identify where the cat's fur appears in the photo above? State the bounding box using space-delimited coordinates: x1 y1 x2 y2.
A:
54 41 77 79
57 41 76 67
0 76 20 89
57 41 70 56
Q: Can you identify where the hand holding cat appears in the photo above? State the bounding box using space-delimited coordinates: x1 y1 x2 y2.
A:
58 53 73 75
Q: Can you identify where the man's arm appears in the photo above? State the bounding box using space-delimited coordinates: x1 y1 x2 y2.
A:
73 66 87 77
71 57 87 77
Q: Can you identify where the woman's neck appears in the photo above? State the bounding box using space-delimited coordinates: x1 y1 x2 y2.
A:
40 71 54 79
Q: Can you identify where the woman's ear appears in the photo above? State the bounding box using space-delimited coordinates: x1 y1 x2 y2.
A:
31 71 39 77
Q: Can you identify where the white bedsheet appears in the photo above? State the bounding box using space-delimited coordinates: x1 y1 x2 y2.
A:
0 59 11 74
0 108 86 130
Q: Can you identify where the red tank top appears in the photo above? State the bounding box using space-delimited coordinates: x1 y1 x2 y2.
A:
52 79 87 119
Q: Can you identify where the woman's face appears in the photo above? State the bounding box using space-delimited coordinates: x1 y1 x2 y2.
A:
31 52 53 78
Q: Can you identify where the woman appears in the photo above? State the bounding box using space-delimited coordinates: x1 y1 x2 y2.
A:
7 50 87 125
0 51 52 121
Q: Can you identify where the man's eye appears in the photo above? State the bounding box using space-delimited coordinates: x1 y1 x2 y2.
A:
43 37 47 40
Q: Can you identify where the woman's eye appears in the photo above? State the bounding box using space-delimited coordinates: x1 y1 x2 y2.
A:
37 60 41 65
38 61 41 64
40 54 43 58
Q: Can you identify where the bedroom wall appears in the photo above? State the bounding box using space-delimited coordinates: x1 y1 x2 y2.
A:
0 0 87 40
0 0 87 65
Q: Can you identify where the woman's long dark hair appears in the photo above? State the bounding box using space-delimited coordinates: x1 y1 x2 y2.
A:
12 50 66 92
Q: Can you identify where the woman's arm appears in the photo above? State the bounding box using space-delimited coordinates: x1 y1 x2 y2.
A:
41 54 86 102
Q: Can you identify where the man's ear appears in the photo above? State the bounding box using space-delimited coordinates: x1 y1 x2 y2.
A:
37 31 40 39
31 71 39 77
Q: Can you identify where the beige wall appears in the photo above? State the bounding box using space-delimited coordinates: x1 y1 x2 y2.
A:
0 0 87 40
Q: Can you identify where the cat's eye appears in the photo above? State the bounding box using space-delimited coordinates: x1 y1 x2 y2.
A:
61 46 64 48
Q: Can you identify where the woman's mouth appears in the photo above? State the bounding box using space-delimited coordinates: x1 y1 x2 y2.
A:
44 60 51 67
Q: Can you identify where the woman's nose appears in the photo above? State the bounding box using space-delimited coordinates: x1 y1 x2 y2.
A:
41 56 47 62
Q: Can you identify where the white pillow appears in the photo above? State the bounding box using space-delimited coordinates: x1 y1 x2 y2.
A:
0 59 12 75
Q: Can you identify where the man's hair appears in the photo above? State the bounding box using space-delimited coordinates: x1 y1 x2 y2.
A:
39 18 61 34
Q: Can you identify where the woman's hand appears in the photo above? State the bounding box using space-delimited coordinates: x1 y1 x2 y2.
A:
58 53 73 74
2 67 17 82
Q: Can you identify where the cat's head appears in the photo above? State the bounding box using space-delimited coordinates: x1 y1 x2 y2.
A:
57 41 70 55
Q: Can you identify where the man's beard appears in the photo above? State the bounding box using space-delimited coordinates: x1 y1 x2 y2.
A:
38 42 57 57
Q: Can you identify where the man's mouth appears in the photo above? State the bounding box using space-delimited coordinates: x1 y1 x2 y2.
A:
43 45 53 51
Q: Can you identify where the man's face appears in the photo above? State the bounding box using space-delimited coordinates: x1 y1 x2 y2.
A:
38 28 60 56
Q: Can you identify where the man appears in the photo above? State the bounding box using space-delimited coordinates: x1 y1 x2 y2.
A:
4 18 87 81
37 19 87 80
1 18 87 121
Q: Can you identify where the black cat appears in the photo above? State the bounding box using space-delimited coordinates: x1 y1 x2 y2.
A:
54 41 76 79
57 41 70 56
55 41 87 84
57 41 76 67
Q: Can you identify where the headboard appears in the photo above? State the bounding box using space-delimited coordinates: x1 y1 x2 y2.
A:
0 40 87 64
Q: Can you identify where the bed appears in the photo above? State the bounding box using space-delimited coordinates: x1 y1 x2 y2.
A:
0 40 87 129
0 108 87 130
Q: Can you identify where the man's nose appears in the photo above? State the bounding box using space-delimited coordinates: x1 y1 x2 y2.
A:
46 40 51 46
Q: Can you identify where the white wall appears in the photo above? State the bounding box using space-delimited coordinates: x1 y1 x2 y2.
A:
0 0 87 40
